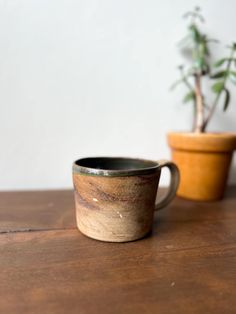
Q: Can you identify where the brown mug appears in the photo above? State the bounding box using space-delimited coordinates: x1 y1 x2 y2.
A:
72 157 180 242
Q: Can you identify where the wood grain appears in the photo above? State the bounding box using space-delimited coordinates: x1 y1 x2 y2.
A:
0 190 75 232
0 187 236 313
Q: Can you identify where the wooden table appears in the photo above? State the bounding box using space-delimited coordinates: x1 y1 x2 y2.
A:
0 187 236 314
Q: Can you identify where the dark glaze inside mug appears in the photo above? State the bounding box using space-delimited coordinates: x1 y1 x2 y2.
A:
73 157 159 176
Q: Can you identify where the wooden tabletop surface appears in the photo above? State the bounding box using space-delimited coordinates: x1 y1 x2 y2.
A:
0 187 236 314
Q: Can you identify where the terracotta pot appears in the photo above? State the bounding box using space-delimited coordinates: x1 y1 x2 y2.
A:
167 132 236 201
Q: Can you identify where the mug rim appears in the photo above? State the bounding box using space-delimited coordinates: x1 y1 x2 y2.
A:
73 156 160 177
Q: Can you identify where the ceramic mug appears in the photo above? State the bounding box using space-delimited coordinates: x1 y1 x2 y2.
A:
72 157 180 242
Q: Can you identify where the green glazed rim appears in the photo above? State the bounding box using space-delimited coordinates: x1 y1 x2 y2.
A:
72 157 160 177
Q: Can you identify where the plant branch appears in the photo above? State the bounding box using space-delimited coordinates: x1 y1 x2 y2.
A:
194 74 204 132
182 75 193 91
179 68 198 131
202 48 235 131
178 66 194 91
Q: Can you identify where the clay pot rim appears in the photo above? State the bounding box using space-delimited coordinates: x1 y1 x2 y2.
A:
168 131 236 139
73 157 161 177
167 131 236 152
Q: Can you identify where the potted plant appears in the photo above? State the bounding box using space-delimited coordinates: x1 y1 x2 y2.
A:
168 7 236 201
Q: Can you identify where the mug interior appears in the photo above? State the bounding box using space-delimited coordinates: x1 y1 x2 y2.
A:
74 157 159 176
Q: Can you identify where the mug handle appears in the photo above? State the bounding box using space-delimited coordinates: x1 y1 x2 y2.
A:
155 160 180 211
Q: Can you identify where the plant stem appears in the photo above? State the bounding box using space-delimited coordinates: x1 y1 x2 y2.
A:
202 48 235 131
194 74 204 133
192 102 197 132
180 70 197 131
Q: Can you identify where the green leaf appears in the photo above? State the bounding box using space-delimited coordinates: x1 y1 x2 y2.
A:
222 88 230 111
232 42 236 50
214 58 236 67
212 81 224 93
199 41 209 56
178 35 191 47
205 38 219 44
214 58 227 67
194 57 209 74
194 58 203 69
183 91 195 103
229 71 236 84
211 71 228 79
183 8 204 23
226 43 236 50
170 79 183 90
189 24 201 43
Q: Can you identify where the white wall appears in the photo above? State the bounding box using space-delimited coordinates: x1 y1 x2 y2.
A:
0 0 236 190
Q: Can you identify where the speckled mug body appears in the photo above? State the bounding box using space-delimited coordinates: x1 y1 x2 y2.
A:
73 157 161 242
